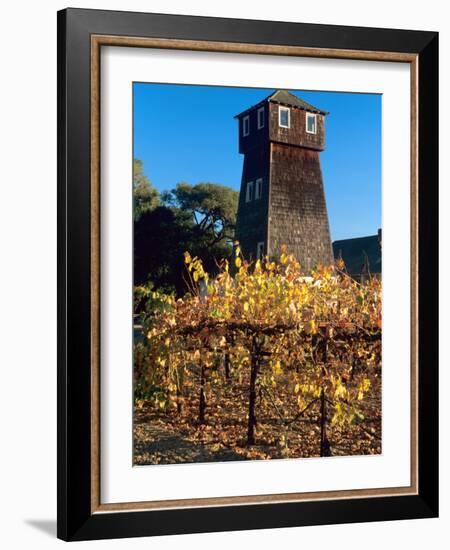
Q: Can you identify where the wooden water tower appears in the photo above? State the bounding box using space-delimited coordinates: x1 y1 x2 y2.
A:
234 90 333 272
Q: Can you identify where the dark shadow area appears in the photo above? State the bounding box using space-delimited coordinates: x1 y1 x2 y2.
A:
134 424 247 466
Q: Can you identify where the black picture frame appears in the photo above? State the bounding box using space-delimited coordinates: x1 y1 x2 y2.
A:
57 7 438 541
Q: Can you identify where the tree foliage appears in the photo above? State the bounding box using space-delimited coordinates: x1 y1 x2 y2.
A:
133 159 160 221
135 181 238 295
162 182 239 248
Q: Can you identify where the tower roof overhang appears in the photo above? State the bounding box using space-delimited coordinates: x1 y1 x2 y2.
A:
234 89 328 119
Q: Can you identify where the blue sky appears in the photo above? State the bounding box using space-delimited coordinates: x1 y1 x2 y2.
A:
133 83 381 241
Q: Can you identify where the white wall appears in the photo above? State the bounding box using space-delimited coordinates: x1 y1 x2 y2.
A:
0 1 447 548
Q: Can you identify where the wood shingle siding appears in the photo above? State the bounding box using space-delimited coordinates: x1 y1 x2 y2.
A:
269 143 333 271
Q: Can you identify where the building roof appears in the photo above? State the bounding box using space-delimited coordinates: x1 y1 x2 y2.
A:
332 233 381 275
234 89 328 119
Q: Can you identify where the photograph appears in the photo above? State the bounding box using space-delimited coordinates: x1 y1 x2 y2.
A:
132 83 383 466
53 6 438 542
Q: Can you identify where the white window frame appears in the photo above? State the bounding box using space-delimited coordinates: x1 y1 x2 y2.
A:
257 107 265 129
306 113 317 134
278 106 290 128
242 115 250 137
256 242 265 259
255 178 263 199
245 181 254 202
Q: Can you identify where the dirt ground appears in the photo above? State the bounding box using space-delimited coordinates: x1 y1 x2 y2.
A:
133 373 381 466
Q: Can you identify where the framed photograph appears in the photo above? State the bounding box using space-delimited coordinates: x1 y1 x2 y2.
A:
57 8 438 541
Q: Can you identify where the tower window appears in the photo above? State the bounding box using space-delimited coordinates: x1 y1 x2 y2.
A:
245 181 254 202
306 113 317 134
257 107 265 129
255 178 263 199
279 106 290 128
256 242 265 259
243 115 250 137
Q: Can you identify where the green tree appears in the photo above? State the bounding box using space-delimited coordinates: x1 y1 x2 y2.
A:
134 180 239 298
133 159 160 220
162 182 239 248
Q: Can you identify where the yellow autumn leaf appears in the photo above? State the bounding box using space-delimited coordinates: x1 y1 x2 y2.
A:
334 382 346 399
273 360 282 376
